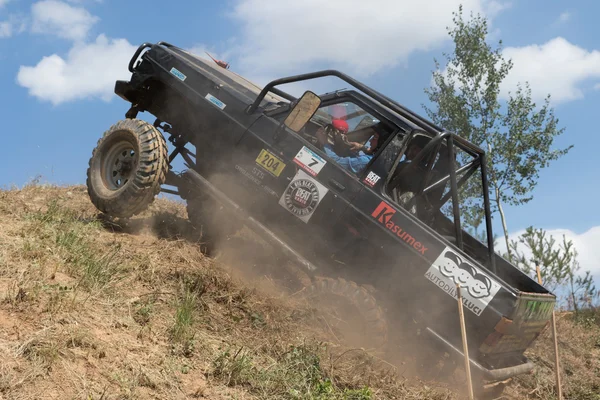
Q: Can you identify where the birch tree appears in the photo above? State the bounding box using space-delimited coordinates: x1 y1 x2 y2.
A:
423 6 573 260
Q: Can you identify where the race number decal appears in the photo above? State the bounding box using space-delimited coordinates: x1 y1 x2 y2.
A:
425 247 501 316
293 146 326 176
279 170 329 223
256 148 286 177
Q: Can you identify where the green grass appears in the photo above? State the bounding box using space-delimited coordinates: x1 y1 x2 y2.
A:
25 199 124 299
210 343 373 400
170 284 199 357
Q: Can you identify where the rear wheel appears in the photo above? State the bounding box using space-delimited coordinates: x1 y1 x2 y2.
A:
86 119 169 218
304 277 388 350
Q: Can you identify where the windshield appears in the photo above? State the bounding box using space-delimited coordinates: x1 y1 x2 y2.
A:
312 102 380 132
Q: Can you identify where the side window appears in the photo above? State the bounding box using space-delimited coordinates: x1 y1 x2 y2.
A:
382 134 440 216
301 101 393 176
378 133 407 174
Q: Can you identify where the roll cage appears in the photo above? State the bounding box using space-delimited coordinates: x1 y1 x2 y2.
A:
248 69 497 273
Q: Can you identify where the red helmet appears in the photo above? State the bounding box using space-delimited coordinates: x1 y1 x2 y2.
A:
331 119 349 133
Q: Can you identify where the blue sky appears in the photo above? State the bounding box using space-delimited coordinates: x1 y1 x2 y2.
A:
1 0 598 280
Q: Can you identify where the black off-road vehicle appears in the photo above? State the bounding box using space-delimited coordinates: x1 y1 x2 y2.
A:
86 41 556 397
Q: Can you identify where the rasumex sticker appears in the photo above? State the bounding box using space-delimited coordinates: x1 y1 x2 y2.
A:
293 146 326 176
256 149 286 177
170 67 186 81
371 201 428 255
205 93 226 110
425 246 501 316
279 170 328 223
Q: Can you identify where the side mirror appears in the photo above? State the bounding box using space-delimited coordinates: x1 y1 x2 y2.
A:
283 91 322 132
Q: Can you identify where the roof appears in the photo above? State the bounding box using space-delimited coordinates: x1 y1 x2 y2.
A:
177 48 289 105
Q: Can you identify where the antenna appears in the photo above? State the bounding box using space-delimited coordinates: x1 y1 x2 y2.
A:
205 52 230 70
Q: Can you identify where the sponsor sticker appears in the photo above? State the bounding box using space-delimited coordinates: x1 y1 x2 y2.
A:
425 247 501 316
371 201 428 255
235 164 262 186
293 146 326 176
256 149 286 177
205 93 226 110
364 171 381 187
279 170 328 223
170 67 186 81
234 165 279 198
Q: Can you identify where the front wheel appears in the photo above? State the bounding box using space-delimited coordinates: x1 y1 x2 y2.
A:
86 119 169 218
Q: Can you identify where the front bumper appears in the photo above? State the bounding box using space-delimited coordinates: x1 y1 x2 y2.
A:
114 80 138 104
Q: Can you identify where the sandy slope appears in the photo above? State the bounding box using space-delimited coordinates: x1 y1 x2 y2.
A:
0 184 597 400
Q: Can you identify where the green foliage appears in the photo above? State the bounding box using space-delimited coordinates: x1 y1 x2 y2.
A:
466 225 500 246
509 226 597 311
27 199 122 294
566 261 597 312
508 227 574 290
170 287 198 356
423 6 573 257
210 344 373 399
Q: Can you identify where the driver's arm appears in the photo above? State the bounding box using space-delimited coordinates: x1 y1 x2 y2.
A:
315 126 328 147
348 141 365 152
323 146 370 174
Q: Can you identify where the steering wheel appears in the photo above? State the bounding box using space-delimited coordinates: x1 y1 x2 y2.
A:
325 124 361 157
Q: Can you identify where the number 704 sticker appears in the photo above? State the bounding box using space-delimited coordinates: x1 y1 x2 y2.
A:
293 146 327 176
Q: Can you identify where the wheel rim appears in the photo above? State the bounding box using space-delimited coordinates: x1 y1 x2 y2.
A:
101 140 137 190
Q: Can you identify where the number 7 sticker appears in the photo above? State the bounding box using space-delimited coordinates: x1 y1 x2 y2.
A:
293 146 326 176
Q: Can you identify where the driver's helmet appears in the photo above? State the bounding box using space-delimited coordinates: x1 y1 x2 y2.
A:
331 119 349 134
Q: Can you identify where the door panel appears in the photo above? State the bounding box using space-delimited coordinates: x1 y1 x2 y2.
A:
231 114 365 257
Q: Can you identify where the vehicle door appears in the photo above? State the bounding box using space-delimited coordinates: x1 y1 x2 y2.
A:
232 94 386 257
330 131 441 295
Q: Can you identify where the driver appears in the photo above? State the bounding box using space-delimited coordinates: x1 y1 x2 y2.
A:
316 120 380 174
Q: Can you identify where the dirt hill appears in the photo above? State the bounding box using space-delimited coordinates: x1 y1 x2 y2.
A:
0 184 598 400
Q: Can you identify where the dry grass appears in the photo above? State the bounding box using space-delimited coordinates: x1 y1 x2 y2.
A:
0 183 596 399
504 310 600 400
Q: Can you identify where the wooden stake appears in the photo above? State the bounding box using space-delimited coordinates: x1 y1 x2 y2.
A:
456 283 474 400
536 265 562 400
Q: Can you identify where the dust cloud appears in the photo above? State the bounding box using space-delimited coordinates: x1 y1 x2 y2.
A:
116 162 458 388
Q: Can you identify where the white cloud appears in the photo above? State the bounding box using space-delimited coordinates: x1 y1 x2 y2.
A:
501 37 600 104
486 1 512 18
0 19 11 37
0 14 26 38
17 34 136 105
496 226 600 283
31 0 98 41
226 0 505 78
558 11 571 24
0 0 10 8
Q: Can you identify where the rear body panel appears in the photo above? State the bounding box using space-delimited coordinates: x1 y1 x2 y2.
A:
116 42 556 377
